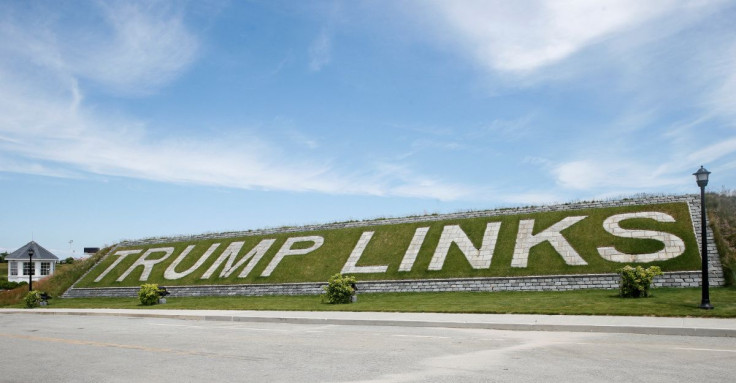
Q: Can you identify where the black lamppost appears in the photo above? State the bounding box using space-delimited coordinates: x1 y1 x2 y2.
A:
693 166 713 310
27 247 34 292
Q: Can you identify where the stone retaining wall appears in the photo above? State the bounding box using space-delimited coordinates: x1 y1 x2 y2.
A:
62 271 704 298
63 194 725 298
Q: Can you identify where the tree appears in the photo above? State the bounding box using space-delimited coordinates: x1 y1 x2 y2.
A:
0 252 8 263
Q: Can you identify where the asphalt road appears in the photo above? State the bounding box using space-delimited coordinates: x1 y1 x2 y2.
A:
1 313 734 383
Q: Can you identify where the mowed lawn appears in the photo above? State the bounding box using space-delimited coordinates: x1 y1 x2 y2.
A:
31 287 736 318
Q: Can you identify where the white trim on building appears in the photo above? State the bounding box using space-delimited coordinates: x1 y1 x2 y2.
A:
6 241 59 283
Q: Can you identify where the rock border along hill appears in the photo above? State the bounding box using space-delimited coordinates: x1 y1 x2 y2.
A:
63 195 724 298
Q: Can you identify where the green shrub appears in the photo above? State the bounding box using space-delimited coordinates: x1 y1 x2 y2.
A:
24 290 41 308
138 283 163 306
618 265 663 298
0 280 26 290
322 274 356 304
707 191 736 286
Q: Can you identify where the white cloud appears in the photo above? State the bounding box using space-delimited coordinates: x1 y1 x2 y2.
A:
470 115 536 141
415 0 722 75
0 155 82 179
309 29 332 71
687 137 736 165
411 139 464 152
495 191 563 206
0 2 199 96
0 92 472 200
77 2 199 94
0 2 474 202
553 159 684 191
702 43 736 119
288 130 320 150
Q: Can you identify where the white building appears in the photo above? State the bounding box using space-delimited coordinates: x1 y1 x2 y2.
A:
6 241 59 283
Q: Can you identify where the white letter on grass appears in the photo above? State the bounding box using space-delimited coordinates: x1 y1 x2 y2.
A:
597 212 685 263
511 216 587 268
164 244 221 280
261 236 324 277
200 240 275 279
117 248 174 281
398 227 430 272
94 250 141 282
428 223 501 270
341 231 390 274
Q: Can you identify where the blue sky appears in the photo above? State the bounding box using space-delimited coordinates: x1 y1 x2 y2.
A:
1 1 735 258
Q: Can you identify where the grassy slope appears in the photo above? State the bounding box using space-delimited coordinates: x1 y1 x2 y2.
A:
0 263 6 279
707 191 736 285
76 202 701 288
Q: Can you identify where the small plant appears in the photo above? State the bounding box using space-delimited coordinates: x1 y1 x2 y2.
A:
138 284 164 306
24 290 42 308
322 274 356 304
0 280 25 290
618 265 663 298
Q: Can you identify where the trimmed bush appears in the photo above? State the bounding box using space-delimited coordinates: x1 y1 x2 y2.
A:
322 274 356 304
138 283 163 306
24 290 41 308
0 280 26 290
618 265 663 298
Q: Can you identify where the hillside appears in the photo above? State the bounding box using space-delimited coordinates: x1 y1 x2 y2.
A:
707 191 736 285
2 194 734 307
75 200 702 288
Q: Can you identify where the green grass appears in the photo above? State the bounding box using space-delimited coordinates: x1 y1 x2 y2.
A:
708 191 736 285
18 287 736 318
77 202 702 288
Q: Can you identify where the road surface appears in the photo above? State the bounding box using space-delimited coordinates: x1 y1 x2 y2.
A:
1 313 734 382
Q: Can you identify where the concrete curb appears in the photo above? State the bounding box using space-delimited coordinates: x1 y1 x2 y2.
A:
2 308 736 338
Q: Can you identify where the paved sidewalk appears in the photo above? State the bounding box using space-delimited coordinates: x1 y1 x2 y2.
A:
2 308 736 337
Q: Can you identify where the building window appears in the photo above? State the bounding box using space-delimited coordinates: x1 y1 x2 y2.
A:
23 262 34 276
41 262 51 276
10 262 18 276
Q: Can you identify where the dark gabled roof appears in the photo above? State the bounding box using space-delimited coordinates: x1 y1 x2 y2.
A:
7 241 59 261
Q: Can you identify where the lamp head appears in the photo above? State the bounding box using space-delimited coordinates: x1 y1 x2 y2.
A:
693 166 710 188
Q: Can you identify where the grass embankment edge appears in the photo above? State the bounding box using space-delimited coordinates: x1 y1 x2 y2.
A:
12 287 736 318
77 202 702 288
